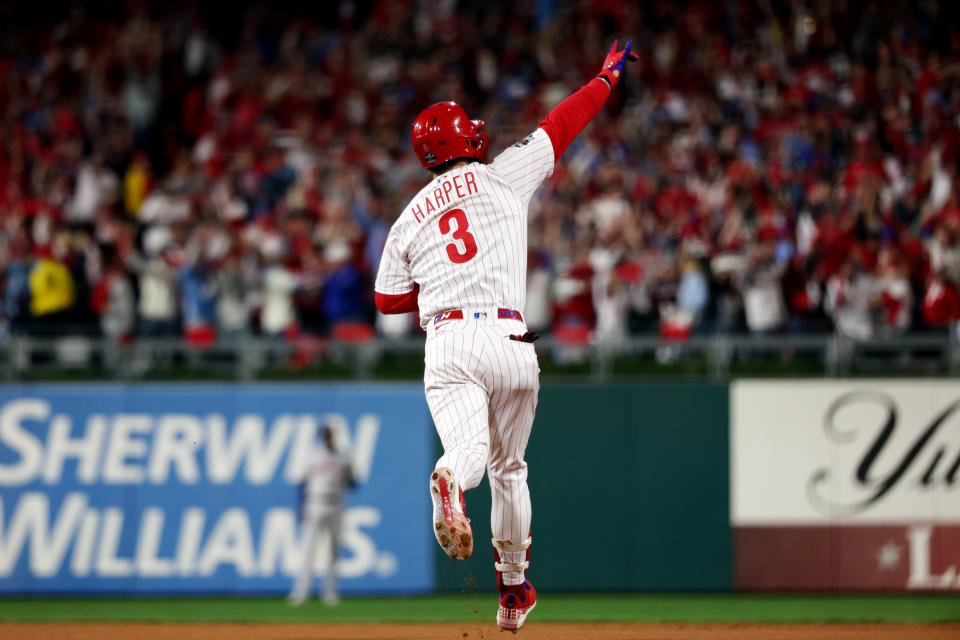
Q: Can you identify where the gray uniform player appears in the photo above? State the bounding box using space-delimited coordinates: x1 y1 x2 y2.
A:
287 424 355 606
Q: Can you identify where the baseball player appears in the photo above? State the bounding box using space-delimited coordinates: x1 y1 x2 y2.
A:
287 423 355 606
375 40 638 632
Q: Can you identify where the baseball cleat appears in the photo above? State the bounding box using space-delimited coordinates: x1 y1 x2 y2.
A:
322 593 340 606
497 580 537 632
429 467 473 560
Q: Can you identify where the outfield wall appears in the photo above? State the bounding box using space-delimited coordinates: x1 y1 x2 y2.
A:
731 380 960 591
0 380 956 594
0 384 434 594
435 383 732 592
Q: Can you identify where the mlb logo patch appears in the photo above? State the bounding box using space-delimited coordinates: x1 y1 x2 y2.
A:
474 312 487 319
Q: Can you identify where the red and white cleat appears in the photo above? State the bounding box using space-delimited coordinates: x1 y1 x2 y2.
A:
497 580 537 633
429 467 473 560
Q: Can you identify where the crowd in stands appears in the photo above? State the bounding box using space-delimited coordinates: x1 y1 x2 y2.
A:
1 0 959 348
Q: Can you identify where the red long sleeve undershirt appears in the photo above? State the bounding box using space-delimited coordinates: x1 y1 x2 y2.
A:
538 77 611 160
375 285 419 314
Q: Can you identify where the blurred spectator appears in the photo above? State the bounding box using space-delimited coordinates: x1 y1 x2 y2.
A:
711 255 747 334
135 246 180 337
67 156 119 224
551 247 594 343
659 254 709 341
123 153 153 217
739 244 786 334
825 260 881 341
926 226 960 288
3 241 31 333
322 239 368 328
922 271 960 330
28 250 75 325
877 253 913 335
593 271 628 345
216 251 253 338
92 247 135 343
524 251 552 333
1 0 959 345
261 259 299 338
676 255 709 325
178 261 218 347
578 165 630 235
781 256 825 333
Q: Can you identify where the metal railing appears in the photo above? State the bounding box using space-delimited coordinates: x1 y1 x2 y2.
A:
0 332 957 382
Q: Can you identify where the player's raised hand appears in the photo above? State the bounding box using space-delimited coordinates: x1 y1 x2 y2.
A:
597 39 639 90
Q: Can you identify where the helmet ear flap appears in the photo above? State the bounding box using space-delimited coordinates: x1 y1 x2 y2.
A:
476 131 489 159
470 119 487 158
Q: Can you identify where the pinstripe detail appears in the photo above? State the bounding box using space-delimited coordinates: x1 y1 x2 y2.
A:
374 128 554 328
424 318 539 586
378 127 552 587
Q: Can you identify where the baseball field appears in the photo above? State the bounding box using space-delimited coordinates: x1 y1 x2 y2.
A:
2 593 958 639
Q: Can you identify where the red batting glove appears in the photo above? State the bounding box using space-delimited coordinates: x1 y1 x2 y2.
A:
597 39 639 90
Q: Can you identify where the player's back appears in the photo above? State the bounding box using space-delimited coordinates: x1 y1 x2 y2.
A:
305 446 350 502
376 129 555 327
400 162 527 323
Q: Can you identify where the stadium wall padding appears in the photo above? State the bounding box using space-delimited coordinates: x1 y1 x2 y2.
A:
0 383 435 594
18 379 953 594
435 382 733 592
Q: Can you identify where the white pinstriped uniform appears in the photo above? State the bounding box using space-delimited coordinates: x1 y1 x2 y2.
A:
375 128 555 585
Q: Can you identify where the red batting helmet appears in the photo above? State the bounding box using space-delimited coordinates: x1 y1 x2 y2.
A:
411 102 488 169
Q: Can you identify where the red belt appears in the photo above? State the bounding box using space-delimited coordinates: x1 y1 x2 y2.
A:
433 308 523 326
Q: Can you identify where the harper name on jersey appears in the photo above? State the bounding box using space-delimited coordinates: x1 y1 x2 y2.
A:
410 171 479 223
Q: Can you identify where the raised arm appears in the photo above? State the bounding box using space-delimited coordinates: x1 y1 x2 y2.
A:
538 39 639 160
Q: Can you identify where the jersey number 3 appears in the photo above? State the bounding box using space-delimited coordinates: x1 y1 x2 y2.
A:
438 208 478 264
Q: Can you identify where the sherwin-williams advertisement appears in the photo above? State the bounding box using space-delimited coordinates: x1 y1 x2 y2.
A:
0 384 434 594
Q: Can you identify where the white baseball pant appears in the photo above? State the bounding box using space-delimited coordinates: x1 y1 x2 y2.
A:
290 501 343 602
424 309 539 585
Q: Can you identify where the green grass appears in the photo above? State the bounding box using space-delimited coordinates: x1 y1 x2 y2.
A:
0 594 957 624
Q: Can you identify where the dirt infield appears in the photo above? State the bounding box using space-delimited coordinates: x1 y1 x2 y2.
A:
3 622 959 640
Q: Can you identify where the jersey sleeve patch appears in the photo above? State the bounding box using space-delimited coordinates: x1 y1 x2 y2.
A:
511 133 536 148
